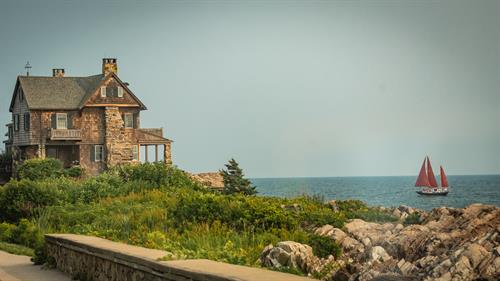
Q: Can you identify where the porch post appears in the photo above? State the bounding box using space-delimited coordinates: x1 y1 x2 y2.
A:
163 144 167 164
145 145 148 162
155 145 158 162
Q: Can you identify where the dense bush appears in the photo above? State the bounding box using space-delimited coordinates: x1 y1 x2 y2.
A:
307 234 342 258
0 219 43 249
17 158 63 180
63 165 84 178
112 163 202 190
336 199 397 222
0 179 65 222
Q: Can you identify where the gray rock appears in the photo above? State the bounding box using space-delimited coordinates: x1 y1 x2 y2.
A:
369 246 392 263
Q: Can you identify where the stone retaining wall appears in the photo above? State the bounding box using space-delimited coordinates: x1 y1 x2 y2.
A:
45 234 312 281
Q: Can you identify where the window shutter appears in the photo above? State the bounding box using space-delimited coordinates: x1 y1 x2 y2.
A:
24 113 30 130
133 113 138 128
51 114 56 129
67 113 73 129
91 145 95 162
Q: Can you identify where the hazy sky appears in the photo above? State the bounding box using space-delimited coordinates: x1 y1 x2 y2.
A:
0 0 499 177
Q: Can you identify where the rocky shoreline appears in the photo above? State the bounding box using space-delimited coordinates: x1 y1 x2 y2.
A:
260 203 500 281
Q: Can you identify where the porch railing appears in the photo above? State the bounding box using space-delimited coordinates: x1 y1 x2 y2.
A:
49 129 82 140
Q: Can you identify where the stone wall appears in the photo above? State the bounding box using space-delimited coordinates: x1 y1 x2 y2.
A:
45 234 311 281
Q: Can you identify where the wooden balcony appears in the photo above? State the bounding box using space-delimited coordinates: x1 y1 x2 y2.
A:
49 129 82 140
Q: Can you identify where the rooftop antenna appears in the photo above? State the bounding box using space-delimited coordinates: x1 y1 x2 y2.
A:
25 61 32 76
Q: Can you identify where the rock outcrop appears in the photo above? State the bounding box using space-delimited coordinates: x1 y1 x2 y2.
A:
260 241 342 279
189 172 224 189
260 203 500 281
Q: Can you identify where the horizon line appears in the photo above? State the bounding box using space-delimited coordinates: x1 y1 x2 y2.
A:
249 173 500 179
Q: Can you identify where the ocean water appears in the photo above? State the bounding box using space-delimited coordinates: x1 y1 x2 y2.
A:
251 175 500 210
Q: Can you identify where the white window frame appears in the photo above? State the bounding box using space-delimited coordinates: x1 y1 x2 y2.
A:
56 113 68 129
100 86 107 97
117 86 124 97
132 145 139 161
95 145 104 162
124 113 134 128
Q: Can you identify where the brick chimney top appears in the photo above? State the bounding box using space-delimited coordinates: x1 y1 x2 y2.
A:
52 69 65 77
102 58 117 76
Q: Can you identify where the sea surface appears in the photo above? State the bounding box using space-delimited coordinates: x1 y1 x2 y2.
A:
251 175 500 210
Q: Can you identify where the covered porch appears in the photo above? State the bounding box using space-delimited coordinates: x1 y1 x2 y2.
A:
135 129 172 164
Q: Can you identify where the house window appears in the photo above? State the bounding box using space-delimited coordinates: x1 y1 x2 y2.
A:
14 114 19 131
123 113 134 128
100 86 107 97
56 113 67 129
132 145 139 161
117 86 123 97
94 145 104 162
24 113 30 130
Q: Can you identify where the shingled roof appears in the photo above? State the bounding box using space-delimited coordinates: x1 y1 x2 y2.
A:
11 74 104 111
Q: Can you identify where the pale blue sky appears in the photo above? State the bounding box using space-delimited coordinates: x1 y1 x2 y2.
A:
0 0 499 177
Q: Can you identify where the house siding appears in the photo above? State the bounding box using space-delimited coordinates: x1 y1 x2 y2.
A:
11 89 32 146
85 77 140 106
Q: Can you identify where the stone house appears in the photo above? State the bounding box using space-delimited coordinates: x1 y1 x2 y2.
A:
4 58 172 175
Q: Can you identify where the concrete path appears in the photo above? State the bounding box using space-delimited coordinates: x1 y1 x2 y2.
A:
0 251 69 281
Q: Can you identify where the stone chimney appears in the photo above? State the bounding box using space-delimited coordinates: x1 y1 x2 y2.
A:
102 58 118 76
52 69 65 77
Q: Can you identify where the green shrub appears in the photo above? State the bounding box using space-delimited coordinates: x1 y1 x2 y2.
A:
403 213 421 225
0 220 43 253
17 158 63 180
307 234 342 258
335 200 397 222
0 222 16 241
112 163 201 190
11 219 44 249
336 199 368 212
0 179 64 222
64 166 84 178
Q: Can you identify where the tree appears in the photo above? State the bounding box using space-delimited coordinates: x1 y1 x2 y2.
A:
220 158 257 195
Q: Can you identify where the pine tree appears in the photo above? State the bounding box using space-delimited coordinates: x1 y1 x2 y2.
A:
220 158 257 195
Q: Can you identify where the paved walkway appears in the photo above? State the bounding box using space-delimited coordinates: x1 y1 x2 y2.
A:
0 251 69 281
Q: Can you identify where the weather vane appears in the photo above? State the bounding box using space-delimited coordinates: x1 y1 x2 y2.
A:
25 61 32 76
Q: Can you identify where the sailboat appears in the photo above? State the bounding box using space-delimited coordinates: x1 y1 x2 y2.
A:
415 156 449 196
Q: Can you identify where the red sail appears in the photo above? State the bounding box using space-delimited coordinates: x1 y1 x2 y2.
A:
440 166 449 187
426 157 438 187
415 157 430 187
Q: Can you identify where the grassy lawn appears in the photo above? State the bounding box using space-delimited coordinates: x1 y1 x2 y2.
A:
0 241 34 256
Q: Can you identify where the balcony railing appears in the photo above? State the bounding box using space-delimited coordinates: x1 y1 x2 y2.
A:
49 129 82 140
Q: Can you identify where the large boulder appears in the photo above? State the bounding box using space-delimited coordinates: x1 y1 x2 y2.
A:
368 246 392 263
260 241 316 272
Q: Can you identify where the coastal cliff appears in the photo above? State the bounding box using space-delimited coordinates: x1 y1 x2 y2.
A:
261 203 500 281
